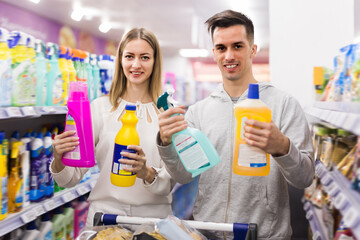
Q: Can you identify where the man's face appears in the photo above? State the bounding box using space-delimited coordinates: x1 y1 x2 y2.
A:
212 25 257 83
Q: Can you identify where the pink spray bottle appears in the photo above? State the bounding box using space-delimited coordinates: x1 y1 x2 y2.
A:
62 81 95 167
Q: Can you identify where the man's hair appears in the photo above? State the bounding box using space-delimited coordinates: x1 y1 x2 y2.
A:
205 10 254 44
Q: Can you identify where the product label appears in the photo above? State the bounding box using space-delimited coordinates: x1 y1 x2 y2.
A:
66 221 74 240
0 59 12 106
173 134 209 170
12 60 32 106
44 230 52 240
15 182 23 209
100 69 112 94
112 144 135 176
30 146 46 201
53 74 64 105
55 227 65 240
63 114 81 160
1 176 8 214
238 144 267 167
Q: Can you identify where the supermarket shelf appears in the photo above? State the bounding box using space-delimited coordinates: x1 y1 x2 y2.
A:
305 102 360 136
302 198 327 240
0 106 67 119
0 174 98 236
315 160 360 239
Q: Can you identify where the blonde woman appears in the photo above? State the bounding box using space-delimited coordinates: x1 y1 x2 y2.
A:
51 28 174 228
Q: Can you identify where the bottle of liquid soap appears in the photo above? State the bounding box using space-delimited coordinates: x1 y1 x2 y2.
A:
8 141 23 213
156 89 220 177
233 83 271 176
0 28 12 107
0 132 8 221
62 81 95 167
111 104 139 187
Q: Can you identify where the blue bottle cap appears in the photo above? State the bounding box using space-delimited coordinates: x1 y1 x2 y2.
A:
41 212 51 221
125 104 136 111
26 220 37 230
248 84 259 99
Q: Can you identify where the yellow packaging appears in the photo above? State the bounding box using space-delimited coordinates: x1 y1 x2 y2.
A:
233 84 271 176
111 105 139 187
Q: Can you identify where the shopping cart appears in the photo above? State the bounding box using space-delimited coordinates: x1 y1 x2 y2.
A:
91 212 257 240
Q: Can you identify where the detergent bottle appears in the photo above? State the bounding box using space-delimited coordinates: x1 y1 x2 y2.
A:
44 131 54 198
30 132 46 202
98 55 114 95
35 39 47 106
90 54 101 100
0 132 8 221
8 141 23 213
111 104 139 187
62 81 95 167
46 42 64 106
59 46 70 104
26 34 37 105
9 31 32 106
67 48 76 83
156 89 221 177
85 51 93 100
21 132 31 207
233 83 271 176
0 28 12 107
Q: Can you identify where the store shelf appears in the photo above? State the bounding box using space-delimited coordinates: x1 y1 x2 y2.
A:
0 106 67 120
315 160 360 238
302 198 327 240
0 174 98 236
305 102 360 136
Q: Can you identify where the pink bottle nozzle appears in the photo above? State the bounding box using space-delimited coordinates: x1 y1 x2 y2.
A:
68 81 89 101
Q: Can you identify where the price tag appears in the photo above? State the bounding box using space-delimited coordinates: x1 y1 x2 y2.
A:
343 207 360 228
315 164 325 178
41 106 56 114
62 191 76 202
320 173 332 186
44 200 57 211
20 210 37 223
77 186 90 195
6 107 22 117
90 181 96 189
0 108 7 119
34 205 45 216
312 231 320 240
306 211 313 220
21 106 37 116
334 193 348 210
327 182 340 197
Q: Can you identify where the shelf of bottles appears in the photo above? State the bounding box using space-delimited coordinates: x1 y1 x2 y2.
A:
0 174 98 236
305 102 360 136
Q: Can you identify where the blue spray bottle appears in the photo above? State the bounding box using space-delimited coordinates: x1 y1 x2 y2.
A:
157 89 220 177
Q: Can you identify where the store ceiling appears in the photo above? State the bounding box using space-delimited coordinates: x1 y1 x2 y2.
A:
2 0 269 58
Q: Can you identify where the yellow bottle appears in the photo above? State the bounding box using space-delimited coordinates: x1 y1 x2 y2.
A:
8 141 23 213
233 83 271 176
111 105 139 187
0 138 8 220
59 46 70 104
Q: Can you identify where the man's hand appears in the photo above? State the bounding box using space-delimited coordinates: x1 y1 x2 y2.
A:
158 106 188 146
244 119 290 157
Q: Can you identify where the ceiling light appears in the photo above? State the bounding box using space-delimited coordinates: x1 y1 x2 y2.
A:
71 9 84 21
99 22 112 33
179 49 210 58
29 0 40 3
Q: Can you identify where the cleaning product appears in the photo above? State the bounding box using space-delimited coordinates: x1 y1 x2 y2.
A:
66 48 76 84
21 132 31 207
63 202 74 240
0 28 12 107
85 51 93 100
35 39 47 106
22 220 40 240
111 104 139 187
233 83 272 176
90 54 101 100
59 46 70 104
73 195 89 238
0 132 8 221
26 34 37 106
44 131 54 198
7 141 23 213
30 132 46 202
62 81 95 167
51 207 66 240
98 54 114 95
156 89 221 177
38 212 53 240
46 42 64 106
71 49 85 82
9 31 33 106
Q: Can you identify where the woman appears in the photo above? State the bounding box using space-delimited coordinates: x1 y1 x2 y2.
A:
51 28 174 228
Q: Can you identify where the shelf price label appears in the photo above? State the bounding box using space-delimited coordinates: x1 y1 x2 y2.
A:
77 185 90 195
44 200 57 211
21 107 37 116
34 205 46 216
6 107 22 117
90 181 96 189
20 210 37 223
62 191 76 202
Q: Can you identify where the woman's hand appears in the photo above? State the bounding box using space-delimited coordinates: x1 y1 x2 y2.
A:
120 145 156 183
52 131 79 170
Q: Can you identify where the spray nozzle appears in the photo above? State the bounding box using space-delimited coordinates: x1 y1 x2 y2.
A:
156 88 178 111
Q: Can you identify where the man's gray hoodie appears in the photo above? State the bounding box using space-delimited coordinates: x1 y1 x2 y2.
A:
157 82 314 240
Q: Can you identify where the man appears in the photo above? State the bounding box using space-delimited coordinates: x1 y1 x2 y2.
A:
157 10 314 240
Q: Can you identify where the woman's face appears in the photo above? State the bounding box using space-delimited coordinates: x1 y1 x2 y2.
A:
121 39 155 87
